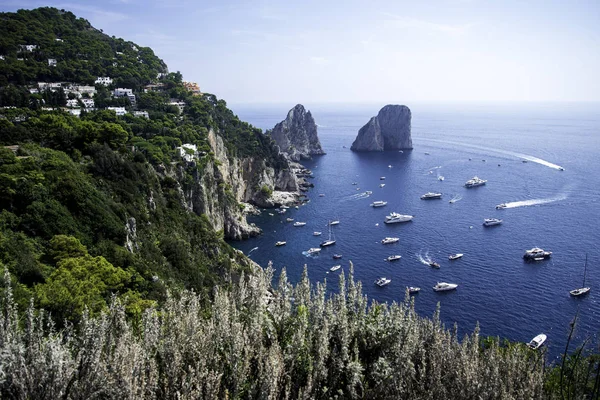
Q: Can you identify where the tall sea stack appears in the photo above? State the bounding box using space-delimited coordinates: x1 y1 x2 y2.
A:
351 105 412 151
269 104 325 161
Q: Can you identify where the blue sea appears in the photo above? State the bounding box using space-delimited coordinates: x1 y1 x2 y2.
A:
229 102 600 360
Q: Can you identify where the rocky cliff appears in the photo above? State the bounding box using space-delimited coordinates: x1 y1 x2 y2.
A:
270 104 325 161
351 105 412 151
174 129 302 240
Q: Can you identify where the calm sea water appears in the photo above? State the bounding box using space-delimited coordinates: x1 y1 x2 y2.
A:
229 102 600 360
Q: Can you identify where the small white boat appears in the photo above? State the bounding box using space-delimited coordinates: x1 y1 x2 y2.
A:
433 282 458 292
523 247 552 260
269 213 274 216
352 182 358 185
381 237 400 244
387 255 402 261
483 218 502 226
558 167 565 171
496 203 507 209
527 334 547 350
438 176 444 181
429 261 440 269
275 241 286 246
375 277 391 287
319 194 325 197
330 265 341 272
421 192 442 200
313 231 322 236
365 191 373 195
329 220 340 225
448 253 463 260
286 218 294 222
333 254 343 259
371 201 388 207
307 247 321 255
408 287 421 294
280 205 289 209
388 165 392 168
424 152 430 155
380 183 386 188
293 221 307 227
380 176 386 180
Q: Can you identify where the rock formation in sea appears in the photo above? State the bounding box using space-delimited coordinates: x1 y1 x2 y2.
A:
350 105 412 151
269 104 325 161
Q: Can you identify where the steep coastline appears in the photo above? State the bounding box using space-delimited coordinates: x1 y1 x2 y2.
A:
351 105 413 151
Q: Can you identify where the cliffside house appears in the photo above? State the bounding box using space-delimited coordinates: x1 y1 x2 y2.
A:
177 144 198 162
107 107 127 116
168 100 186 114
133 111 149 119
38 82 62 90
183 81 202 96
48 58 57 67
81 98 95 108
114 88 136 105
143 83 165 92
19 44 37 52
66 99 79 108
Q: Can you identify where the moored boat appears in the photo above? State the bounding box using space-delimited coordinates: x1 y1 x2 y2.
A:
421 192 442 200
386 255 402 261
381 237 400 244
275 241 286 246
329 220 340 225
293 221 306 227
523 247 552 260
380 183 385 188
433 282 458 292
375 277 391 287
371 201 388 207
330 265 341 272
384 212 413 224
448 253 463 260
333 254 343 259
483 218 502 226
570 255 591 297
313 231 322 236
527 334 547 350
408 286 421 294
307 247 321 255
464 176 487 188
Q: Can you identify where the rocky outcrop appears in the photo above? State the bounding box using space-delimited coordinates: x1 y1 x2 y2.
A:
351 105 412 151
270 104 325 161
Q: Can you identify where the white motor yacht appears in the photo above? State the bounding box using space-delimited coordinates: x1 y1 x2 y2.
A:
448 253 464 260
380 176 386 180
313 231 322 236
365 191 373 195
307 247 321 255
329 220 340 225
433 282 458 292
330 265 341 272
381 237 400 244
371 201 388 207
384 212 413 224
386 255 402 261
275 241 286 246
380 183 386 188
408 287 421 294
438 175 445 181
496 203 507 209
286 218 294 222
375 277 391 287
527 334 547 350
421 192 442 200
464 176 487 188
293 221 307 227
483 218 502 226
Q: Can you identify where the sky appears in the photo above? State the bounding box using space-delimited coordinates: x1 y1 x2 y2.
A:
1 0 599 104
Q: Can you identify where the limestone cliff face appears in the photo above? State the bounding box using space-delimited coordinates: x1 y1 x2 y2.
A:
170 129 300 240
351 105 412 151
270 104 325 161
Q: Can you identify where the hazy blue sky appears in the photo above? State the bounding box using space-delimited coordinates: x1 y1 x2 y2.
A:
1 0 599 104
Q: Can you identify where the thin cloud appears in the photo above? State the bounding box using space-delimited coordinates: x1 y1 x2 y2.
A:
382 12 475 34
310 56 330 66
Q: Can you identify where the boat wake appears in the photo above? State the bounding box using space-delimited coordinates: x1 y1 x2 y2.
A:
343 192 371 201
417 138 564 170
302 251 320 258
417 251 433 265
248 247 258 254
426 166 442 175
449 194 462 203
500 193 568 209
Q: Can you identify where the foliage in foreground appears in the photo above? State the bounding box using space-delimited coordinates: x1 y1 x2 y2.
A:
1 264 549 399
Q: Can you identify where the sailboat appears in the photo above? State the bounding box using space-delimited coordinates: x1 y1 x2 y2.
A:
320 221 336 247
570 255 591 296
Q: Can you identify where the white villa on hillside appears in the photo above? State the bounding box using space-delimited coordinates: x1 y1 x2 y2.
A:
95 77 113 85
133 111 149 119
107 107 127 116
81 98 95 108
114 88 136 105
177 144 197 162
48 58 57 67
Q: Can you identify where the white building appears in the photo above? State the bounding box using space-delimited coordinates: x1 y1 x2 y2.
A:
66 99 79 108
107 107 127 116
133 111 149 119
168 101 186 114
74 85 96 96
55 38 63 42
114 88 136 105
20 45 37 52
177 144 197 162
95 77 113 86
67 108 81 117
48 58 57 67
81 98 95 108
38 82 62 90
0 55 5 60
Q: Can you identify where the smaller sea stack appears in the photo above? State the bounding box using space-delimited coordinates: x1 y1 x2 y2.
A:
351 105 412 151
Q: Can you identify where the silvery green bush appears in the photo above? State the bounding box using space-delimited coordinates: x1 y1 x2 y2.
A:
1 265 547 399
